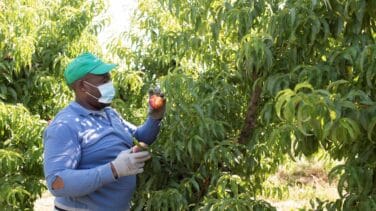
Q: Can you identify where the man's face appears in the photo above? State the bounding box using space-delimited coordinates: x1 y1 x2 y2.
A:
75 73 112 110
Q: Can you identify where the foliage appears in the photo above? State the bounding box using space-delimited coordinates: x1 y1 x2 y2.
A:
0 0 108 209
2 0 376 210
107 0 376 210
0 103 46 210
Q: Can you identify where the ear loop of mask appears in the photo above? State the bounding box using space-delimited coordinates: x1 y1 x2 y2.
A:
83 81 100 100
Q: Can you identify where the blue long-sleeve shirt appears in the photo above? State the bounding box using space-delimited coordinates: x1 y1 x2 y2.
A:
43 102 161 210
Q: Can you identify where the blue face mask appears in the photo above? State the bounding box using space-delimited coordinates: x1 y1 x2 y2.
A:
84 81 116 104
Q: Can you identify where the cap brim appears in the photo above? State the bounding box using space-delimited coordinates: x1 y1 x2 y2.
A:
90 63 117 75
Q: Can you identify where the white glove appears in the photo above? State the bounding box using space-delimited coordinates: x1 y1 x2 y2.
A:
111 149 151 177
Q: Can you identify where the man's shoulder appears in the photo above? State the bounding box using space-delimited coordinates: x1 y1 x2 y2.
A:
48 104 82 127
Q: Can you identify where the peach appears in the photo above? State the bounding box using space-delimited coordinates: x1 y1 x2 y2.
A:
149 95 164 110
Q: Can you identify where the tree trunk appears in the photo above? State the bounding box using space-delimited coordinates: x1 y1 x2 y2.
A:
238 72 262 144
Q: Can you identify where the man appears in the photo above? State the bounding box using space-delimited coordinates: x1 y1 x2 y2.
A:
43 52 166 211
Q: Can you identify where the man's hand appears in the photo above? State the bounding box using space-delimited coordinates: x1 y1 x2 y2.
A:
148 87 166 120
111 149 151 178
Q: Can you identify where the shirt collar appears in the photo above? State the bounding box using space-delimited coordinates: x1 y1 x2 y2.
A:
69 101 109 117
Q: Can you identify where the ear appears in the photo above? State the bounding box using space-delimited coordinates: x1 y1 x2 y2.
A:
71 80 86 92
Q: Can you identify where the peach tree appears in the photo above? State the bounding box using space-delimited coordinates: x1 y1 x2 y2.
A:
108 0 376 210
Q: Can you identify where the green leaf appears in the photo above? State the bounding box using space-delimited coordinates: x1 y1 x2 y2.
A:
294 81 313 93
339 118 360 140
275 89 295 119
327 80 349 91
367 117 376 142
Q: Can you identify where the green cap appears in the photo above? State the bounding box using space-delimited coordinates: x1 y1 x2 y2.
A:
64 52 117 84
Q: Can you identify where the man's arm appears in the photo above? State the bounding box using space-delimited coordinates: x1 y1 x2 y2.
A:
43 123 115 197
134 117 161 144
121 116 161 145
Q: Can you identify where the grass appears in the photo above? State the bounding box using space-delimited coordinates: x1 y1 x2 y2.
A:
260 151 343 210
